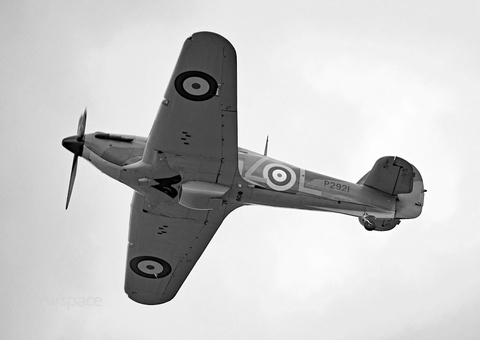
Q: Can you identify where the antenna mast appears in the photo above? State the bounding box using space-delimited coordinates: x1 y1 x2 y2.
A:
263 136 269 156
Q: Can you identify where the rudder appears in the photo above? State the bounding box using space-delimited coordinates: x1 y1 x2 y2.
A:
395 164 425 219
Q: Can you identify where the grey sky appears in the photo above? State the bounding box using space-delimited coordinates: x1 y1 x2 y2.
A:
1 0 480 339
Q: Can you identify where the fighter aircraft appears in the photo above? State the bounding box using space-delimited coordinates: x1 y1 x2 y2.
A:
62 32 425 305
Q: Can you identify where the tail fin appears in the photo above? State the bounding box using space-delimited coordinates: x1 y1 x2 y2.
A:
358 156 425 220
358 156 413 195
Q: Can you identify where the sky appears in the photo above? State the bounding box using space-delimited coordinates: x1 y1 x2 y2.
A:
1 0 480 339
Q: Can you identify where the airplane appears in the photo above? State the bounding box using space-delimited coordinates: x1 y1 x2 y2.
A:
62 32 426 305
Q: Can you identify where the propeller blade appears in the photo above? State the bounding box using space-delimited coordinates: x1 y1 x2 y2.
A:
64 109 87 209
77 109 87 139
65 154 79 210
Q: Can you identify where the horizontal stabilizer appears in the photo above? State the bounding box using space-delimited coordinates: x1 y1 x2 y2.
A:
360 156 414 195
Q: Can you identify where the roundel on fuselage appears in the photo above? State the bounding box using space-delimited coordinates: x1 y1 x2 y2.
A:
263 163 296 191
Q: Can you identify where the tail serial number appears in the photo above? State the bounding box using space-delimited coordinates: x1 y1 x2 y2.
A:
324 180 350 192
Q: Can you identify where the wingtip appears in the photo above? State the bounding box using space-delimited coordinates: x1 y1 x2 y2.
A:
188 31 235 50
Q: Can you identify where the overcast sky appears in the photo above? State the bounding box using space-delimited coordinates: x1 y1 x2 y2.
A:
1 1 480 339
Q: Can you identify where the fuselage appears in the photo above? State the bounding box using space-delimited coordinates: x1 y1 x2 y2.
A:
80 132 401 223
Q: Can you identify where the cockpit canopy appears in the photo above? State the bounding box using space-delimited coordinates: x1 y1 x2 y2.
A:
94 132 134 143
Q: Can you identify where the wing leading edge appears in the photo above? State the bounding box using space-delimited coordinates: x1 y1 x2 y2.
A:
124 32 239 304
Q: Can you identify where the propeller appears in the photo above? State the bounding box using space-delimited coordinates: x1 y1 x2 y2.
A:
62 109 87 209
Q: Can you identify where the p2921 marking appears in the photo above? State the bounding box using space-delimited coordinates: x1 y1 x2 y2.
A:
324 180 350 192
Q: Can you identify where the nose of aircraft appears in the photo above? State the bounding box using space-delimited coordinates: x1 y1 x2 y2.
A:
62 135 84 156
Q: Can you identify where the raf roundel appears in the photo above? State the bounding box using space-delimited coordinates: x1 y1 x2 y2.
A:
174 71 218 101
263 163 297 191
130 256 172 279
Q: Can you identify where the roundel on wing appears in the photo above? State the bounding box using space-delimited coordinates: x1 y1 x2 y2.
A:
263 163 297 191
174 71 218 101
130 256 172 279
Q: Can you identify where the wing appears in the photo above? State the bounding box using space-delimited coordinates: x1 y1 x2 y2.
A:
142 31 238 186
125 192 238 305
124 32 239 305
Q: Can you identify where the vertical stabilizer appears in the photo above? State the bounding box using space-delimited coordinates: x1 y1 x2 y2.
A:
358 157 425 222
362 156 414 195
